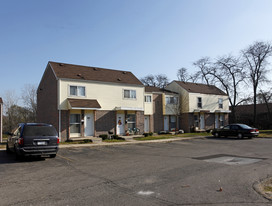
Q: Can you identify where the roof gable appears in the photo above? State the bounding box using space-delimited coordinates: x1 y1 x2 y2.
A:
174 81 227 96
49 61 143 86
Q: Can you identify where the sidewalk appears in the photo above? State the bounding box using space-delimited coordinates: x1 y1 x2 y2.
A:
0 136 205 150
59 136 204 149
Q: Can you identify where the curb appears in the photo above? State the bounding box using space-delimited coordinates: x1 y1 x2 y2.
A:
0 136 205 151
58 136 205 149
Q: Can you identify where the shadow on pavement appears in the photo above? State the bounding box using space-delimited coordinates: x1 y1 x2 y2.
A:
0 150 46 164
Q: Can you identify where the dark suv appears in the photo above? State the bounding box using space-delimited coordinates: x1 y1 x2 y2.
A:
6 123 59 159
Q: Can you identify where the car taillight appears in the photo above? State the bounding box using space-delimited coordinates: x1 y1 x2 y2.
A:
18 137 24 145
57 138 60 144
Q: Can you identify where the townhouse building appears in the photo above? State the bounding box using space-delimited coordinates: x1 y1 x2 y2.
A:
37 62 145 141
166 81 230 132
144 86 179 133
37 62 230 141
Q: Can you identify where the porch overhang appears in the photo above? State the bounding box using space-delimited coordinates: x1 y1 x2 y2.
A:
68 98 101 110
193 109 210 113
215 110 231 113
115 107 144 111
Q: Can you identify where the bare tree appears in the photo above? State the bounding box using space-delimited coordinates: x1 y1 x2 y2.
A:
140 74 169 88
177 67 189 82
21 84 37 122
242 41 272 125
140 75 156 87
155 74 169 88
211 55 247 122
193 57 214 85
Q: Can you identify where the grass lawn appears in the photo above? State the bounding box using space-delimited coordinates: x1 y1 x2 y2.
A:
258 130 272 138
134 132 209 141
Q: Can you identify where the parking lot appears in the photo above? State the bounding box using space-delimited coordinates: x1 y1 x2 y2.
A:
1 137 272 205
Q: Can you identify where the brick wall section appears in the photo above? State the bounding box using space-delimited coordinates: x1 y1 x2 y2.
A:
95 110 116 136
149 115 154 133
136 111 144 134
37 65 59 135
153 93 164 133
205 113 215 131
61 110 69 141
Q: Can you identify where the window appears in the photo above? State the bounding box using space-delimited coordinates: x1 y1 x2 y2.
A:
70 114 81 133
166 96 178 104
124 90 136 99
126 114 136 132
218 98 223 109
197 97 202 108
69 86 85 97
145 95 152 102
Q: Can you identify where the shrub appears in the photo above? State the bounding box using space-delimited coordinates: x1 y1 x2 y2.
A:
99 134 108 140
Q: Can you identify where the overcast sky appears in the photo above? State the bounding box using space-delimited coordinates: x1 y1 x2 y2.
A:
1 0 272 100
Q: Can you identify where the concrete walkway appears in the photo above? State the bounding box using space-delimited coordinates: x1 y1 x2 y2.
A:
58 136 204 149
0 136 205 150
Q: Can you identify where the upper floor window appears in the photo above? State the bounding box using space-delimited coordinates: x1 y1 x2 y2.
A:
197 97 202 108
70 86 85 97
166 96 178 104
145 95 152 103
218 98 223 109
124 89 136 99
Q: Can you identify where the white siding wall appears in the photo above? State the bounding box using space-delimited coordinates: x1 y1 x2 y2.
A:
144 93 153 115
189 93 229 112
59 79 144 110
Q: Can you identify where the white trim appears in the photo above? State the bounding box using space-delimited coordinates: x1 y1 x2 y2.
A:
70 107 100 110
115 107 144 111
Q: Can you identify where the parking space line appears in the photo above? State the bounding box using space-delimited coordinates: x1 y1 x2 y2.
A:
57 154 74 162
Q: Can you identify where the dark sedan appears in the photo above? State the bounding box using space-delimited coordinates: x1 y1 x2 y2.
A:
6 123 59 159
212 123 259 139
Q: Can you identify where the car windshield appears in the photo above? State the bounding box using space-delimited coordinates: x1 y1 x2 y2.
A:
23 126 58 136
238 124 252 129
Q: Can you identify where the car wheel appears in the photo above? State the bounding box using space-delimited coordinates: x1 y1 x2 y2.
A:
50 154 56 158
237 133 243 139
214 132 220 138
6 144 11 154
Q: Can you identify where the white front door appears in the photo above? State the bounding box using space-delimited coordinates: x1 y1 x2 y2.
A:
144 116 150 133
200 113 205 130
85 113 94 136
116 113 125 135
164 116 169 131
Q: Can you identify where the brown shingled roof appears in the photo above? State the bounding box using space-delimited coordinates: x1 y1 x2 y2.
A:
0 97 3 104
68 99 101 109
145 86 178 94
49 61 143 86
175 81 227 96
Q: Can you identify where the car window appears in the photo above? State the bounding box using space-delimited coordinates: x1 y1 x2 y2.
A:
239 124 252 129
231 125 239 130
23 126 58 137
223 125 230 130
